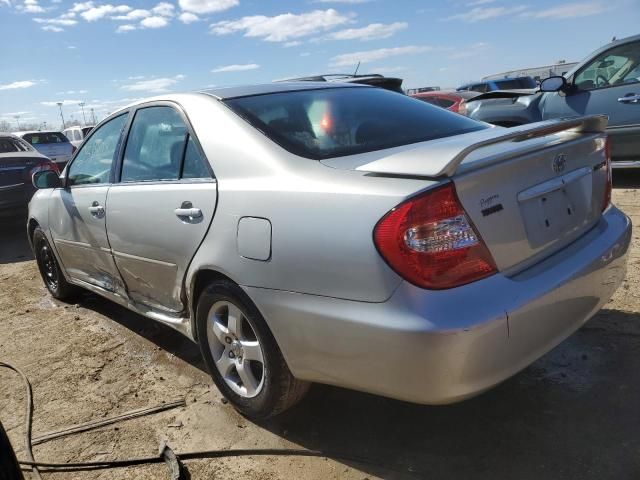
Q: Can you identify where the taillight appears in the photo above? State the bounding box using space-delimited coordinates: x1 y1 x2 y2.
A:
373 183 497 289
457 100 467 116
602 136 612 212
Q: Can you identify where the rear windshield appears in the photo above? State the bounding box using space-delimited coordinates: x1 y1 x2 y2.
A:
495 77 537 89
23 132 69 145
0 137 31 153
82 126 94 137
225 87 486 160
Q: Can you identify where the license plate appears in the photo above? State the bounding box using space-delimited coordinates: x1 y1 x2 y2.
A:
518 167 593 249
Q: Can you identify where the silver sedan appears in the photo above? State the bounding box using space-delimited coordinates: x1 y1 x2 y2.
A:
28 82 631 418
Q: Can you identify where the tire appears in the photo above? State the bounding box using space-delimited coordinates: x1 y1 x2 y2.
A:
32 227 79 300
196 279 309 418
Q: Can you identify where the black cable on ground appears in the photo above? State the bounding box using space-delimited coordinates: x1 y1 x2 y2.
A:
0 362 42 480
2 359 420 479
18 448 417 477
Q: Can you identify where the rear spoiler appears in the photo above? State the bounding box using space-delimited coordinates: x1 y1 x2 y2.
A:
356 115 608 178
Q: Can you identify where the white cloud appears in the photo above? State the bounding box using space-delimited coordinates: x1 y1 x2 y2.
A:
312 0 371 3
20 0 45 13
69 1 93 12
522 2 605 19
467 0 495 5
444 5 527 22
178 11 198 23
372 65 406 74
41 99 82 106
42 25 63 31
151 1 174 16
211 63 260 73
140 15 168 27
80 4 131 21
328 22 407 41
120 75 184 92
283 40 301 47
0 80 38 90
330 45 433 67
116 23 136 31
0 0 11 6
179 0 237 14
300 52 311 57
112 8 150 20
34 16 77 25
210 9 353 42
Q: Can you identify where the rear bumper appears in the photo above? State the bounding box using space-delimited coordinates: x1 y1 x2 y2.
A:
246 206 631 405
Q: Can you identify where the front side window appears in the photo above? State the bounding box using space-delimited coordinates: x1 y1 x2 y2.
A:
225 87 486 160
574 41 640 90
68 114 127 186
121 106 188 182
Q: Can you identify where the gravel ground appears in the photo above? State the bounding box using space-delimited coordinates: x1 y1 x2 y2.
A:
1 172 639 480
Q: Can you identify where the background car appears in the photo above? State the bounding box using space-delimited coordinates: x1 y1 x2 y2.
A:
457 76 538 93
13 130 73 170
62 125 94 150
465 34 640 168
410 90 480 115
0 134 59 215
28 83 628 420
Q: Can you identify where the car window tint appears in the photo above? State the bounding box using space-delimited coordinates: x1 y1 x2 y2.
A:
182 136 211 179
226 87 487 160
68 114 127 186
575 41 640 90
0 138 21 153
121 106 187 182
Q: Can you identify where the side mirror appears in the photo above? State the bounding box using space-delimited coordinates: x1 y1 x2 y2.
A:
539 76 567 93
32 170 61 189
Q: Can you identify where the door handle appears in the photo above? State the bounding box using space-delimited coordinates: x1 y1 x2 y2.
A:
88 202 105 218
618 93 640 103
174 207 202 218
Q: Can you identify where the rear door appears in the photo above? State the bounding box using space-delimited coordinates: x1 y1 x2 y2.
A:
106 103 216 313
48 113 128 291
542 39 640 163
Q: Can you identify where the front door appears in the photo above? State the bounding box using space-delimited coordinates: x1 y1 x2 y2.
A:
106 104 217 313
48 113 128 291
541 40 640 162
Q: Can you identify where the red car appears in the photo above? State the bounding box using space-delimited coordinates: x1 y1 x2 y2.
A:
410 90 479 115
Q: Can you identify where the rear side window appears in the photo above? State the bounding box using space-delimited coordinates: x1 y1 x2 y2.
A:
0 138 29 153
23 132 69 145
68 114 127 186
225 88 486 160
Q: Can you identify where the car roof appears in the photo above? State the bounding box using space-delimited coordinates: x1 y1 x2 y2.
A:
13 130 64 136
200 81 366 100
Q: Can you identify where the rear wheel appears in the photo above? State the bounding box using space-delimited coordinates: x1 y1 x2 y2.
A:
33 227 78 300
196 279 309 418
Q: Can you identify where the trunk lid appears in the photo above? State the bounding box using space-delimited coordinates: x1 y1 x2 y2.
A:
0 153 41 187
323 115 610 274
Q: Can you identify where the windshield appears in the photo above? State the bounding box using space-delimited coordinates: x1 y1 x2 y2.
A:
225 87 487 160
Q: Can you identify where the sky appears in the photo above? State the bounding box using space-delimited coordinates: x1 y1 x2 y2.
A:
0 0 639 129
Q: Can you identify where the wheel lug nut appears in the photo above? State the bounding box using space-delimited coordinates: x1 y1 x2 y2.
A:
225 337 232 344
229 351 235 358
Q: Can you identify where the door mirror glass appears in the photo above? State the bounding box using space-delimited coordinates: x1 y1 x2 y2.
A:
32 170 61 189
540 76 567 92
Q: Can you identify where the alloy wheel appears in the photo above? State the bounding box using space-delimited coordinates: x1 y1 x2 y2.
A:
206 300 265 398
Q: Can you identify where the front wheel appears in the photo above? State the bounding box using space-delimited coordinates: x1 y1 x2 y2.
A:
196 279 309 418
33 227 79 300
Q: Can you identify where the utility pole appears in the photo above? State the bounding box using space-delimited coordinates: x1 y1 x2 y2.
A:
13 115 21 130
79 102 87 125
90 108 96 124
56 102 66 129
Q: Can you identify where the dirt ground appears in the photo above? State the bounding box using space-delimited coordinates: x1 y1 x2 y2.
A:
1 173 639 480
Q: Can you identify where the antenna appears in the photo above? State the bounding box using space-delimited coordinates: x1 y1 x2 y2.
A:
353 61 361 76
